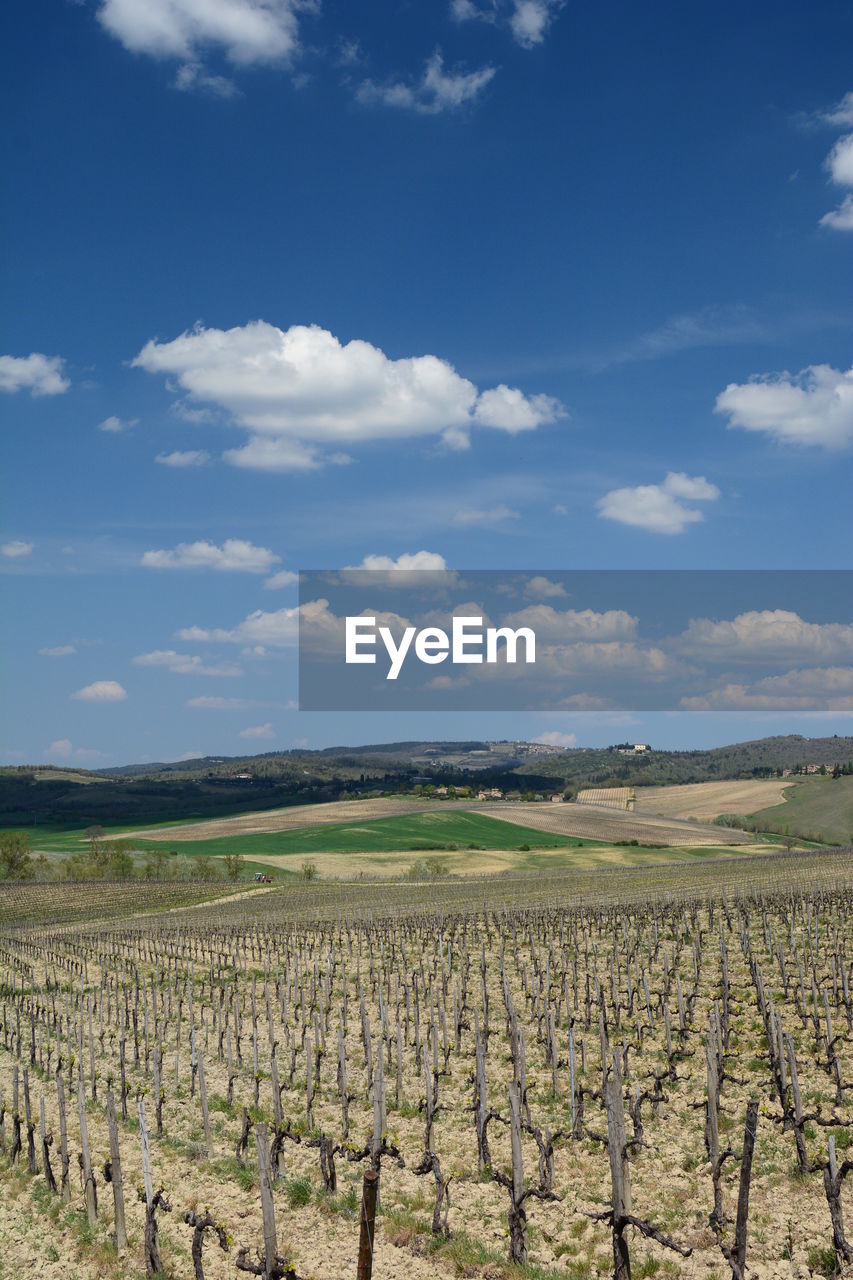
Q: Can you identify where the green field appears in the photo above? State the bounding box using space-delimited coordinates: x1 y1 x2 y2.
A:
748 774 853 845
130 809 593 858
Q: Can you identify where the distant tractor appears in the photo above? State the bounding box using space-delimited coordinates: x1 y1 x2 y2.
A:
252 872 273 883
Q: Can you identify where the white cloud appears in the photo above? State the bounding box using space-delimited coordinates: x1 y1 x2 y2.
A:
502 605 638 642
174 61 239 98
72 680 127 702
533 730 576 747
96 0 302 66
133 650 243 676
523 575 566 600
1 540 34 558
357 51 496 115
141 538 280 572
239 722 274 739
682 666 853 711
822 91 853 128
820 194 853 231
45 739 106 762
99 415 138 433
39 644 76 657
826 133 853 186
186 695 251 709
354 551 448 572
473 384 565 431
450 0 563 47
679 610 853 665
132 321 563 469
178 605 301 647
452 505 520 526
155 449 212 467
509 0 563 47
553 503 568 515
818 106 853 228
596 472 719 535
264 569 299 589
715 363 853 448
0 353 69 396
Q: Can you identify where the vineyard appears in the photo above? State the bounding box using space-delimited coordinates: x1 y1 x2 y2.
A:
575 790 635 812
1 853 852 1280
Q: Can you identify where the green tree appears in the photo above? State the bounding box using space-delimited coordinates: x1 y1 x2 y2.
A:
223 853 245 882
301 859 318 881
0 832 33 880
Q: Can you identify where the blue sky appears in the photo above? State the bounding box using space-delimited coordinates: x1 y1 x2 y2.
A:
2 0 852 766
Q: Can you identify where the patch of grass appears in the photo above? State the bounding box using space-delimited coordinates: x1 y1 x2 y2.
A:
807 1245 841 1277
286 1176 313 1208
129 810 595 860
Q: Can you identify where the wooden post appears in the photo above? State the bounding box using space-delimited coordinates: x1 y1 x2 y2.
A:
356 1167 380 1280
605 1065 631 1280
730 1099 759 1280
56 1070 70 1201
256 1123 279 1280
106 1088 128 1249
77 1073 98 1227
197 1050 211 1153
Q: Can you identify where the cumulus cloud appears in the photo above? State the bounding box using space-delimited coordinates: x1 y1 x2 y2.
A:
473 384 565 430
818 97 853 229
239 722 275 739
715 363 853 448
96 0 302 66
523 575 567 600
132 321 563 469
354 551 448 572
264 569 299 589
177 606 301 648
0 353 69 396
72 680 127 702
357 51 496 115
155 449 212 467
452 505 520 526
1 540 34 558
39 644 76 657
826 134 853 186
99 415 138 433
679 610 853 665
533 730 576 747
596 472 720 535
820 195 853 231
509 0 563 47
681 666 853 711
141 538 280 573
502 605 637 642
133 650 243 676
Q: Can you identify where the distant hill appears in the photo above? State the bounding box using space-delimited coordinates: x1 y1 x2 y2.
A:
2 735 852 829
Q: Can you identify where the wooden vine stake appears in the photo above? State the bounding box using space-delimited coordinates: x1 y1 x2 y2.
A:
105 1086 127 1250
77 1072 98 1227
356 1167 380 1280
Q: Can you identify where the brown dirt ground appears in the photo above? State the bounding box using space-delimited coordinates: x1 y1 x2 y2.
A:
633 780 791 821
